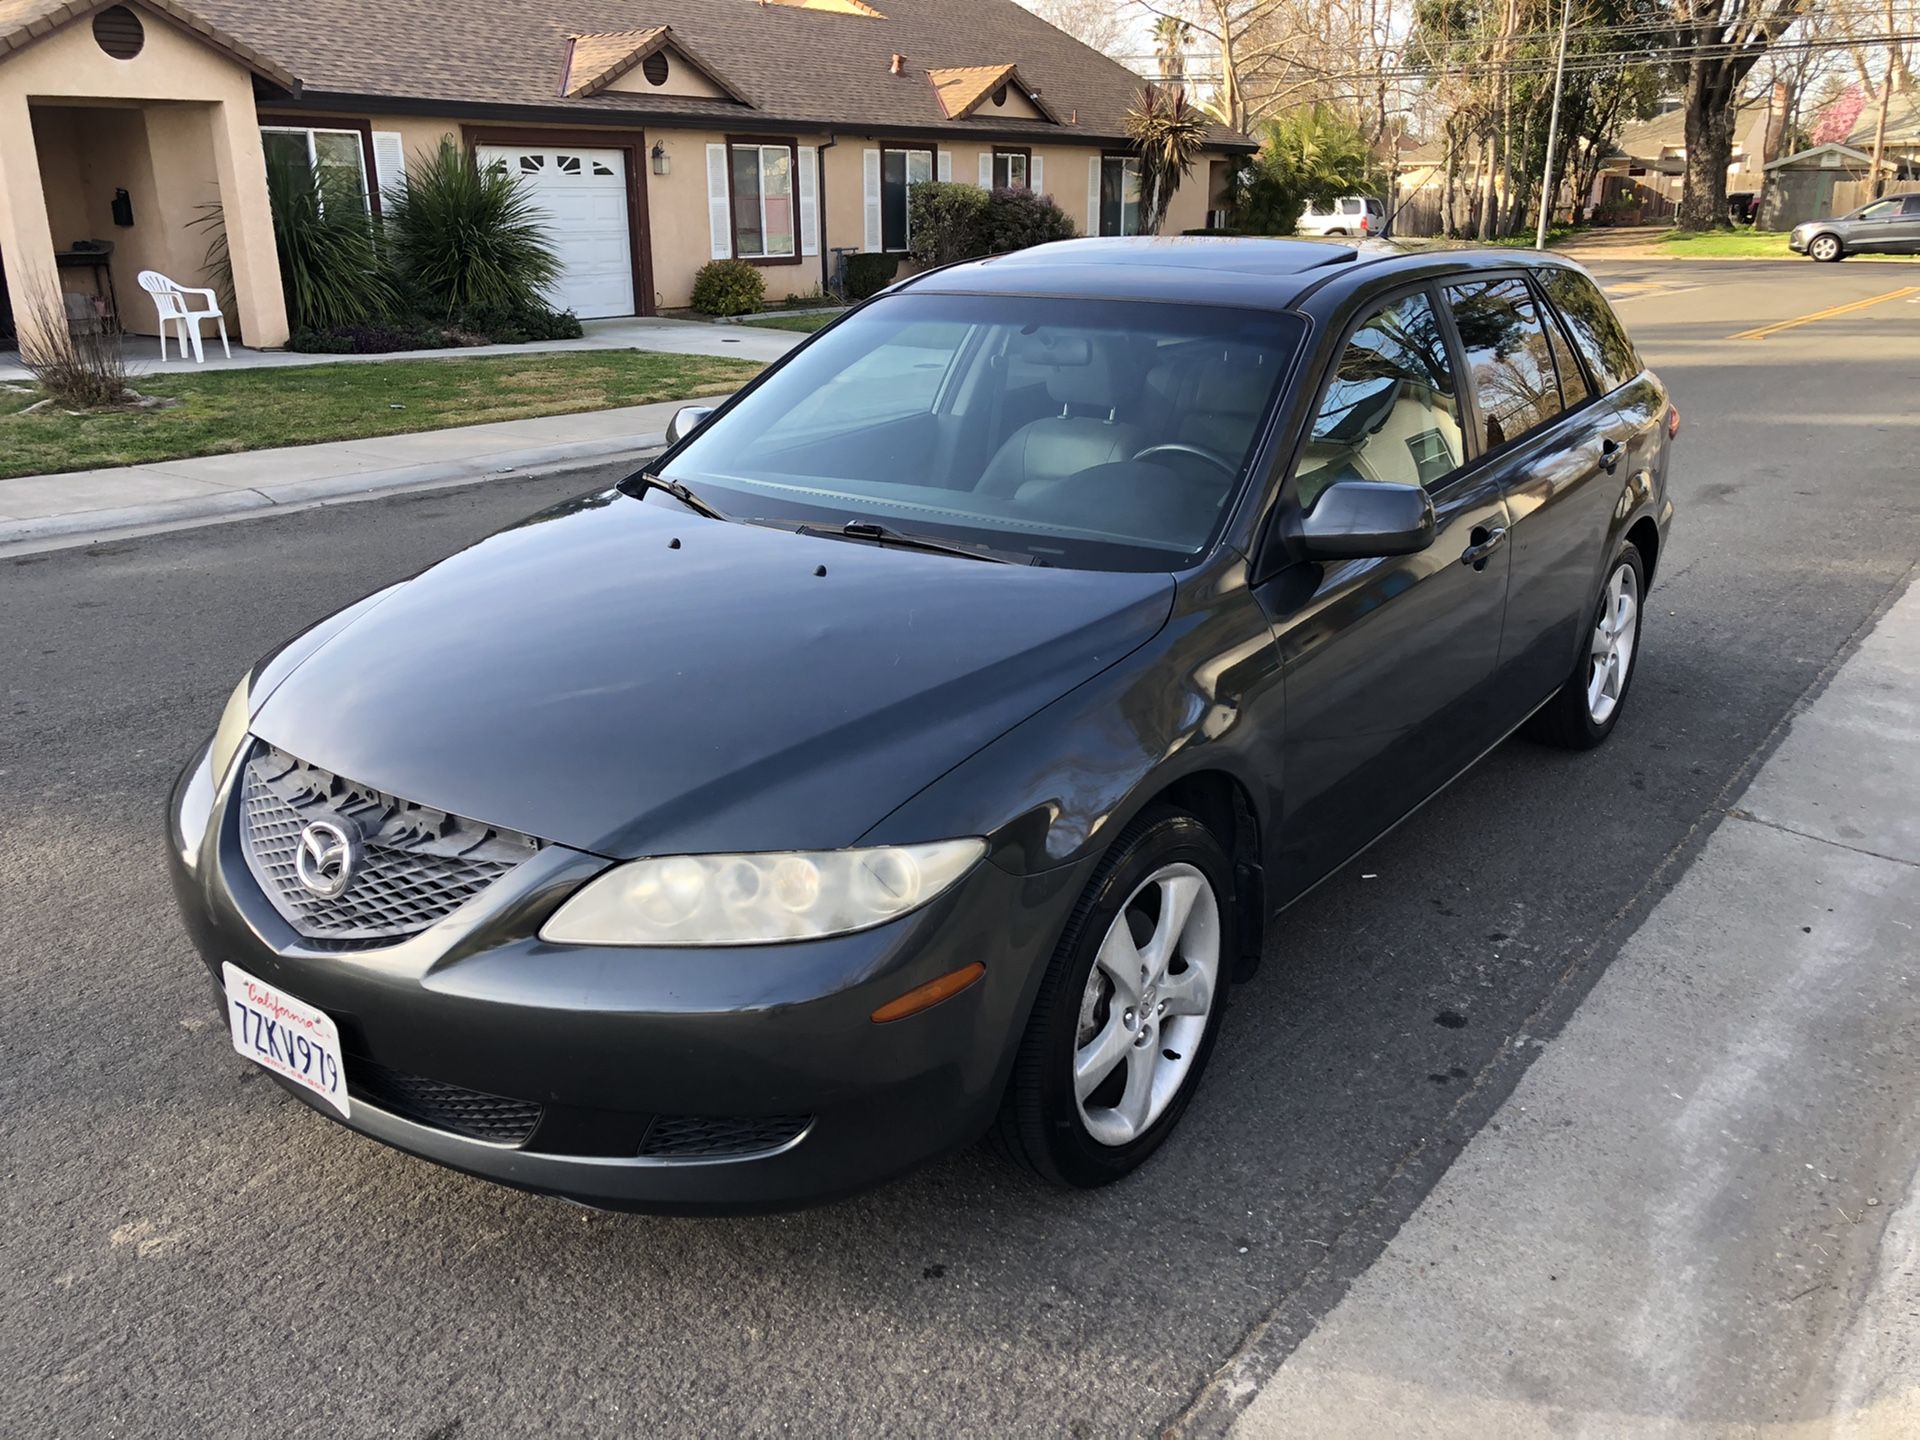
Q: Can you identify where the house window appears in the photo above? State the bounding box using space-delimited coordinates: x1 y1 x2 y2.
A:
729 141 797 259
262 127 370 214
881 147 933 251
1099 155 1143 236
992 149 1030 189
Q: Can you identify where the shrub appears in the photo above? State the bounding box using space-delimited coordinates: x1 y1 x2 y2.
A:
981 187 1077 253
908 181 991 265
16 286 132 408
690 259 766 316
216 152 399 332
384 139 561 317
842 251 900 301
1233 107 1374 236
456 300 584 343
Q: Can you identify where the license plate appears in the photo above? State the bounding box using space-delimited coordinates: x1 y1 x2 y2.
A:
222 962 350 1118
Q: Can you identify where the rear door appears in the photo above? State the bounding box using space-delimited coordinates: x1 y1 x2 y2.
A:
1891 196 1920 252
1262 284 1513 896
1439 272 1619 722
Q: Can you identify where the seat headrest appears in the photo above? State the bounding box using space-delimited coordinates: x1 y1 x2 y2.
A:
1009 331 1123 411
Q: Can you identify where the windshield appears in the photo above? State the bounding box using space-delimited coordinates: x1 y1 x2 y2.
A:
659 293 1306 570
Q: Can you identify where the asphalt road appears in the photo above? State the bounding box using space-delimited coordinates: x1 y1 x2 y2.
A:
3 260 1917 1439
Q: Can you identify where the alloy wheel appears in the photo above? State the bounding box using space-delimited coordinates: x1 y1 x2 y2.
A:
1072 862 1221 1147
1810 235 1840 261
1587 560 1640 725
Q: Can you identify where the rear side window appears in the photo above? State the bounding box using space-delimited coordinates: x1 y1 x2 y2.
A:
1535 267 1641 394
1296 290 1465 508
1445 277 1564 452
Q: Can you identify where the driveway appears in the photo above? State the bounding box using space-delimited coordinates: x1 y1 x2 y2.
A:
2 260 1916 1438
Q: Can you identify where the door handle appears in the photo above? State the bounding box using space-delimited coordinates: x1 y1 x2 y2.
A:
1461 525 1507 569
1600 438 1623 474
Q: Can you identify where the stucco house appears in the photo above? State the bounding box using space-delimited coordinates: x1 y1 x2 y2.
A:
0 0 1248 351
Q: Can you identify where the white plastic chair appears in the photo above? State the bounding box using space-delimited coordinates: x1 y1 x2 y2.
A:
137 270 230 363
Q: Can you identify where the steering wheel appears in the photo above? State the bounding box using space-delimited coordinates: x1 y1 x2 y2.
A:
1130 442 1236 476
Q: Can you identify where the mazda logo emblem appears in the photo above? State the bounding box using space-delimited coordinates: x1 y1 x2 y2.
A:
294 818 359 899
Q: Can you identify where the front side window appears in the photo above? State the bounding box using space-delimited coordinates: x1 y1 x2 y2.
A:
1535 267 1641 394
262 127 369 214
1296 290 1464 509
881 147 933 251
1446 277 1565 452
1856 198 1902 221
1099 156 1143 236
730 142 796 259
659 294 1305 571
993 149 1030 189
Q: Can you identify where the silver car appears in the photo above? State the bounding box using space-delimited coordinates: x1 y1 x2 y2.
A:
1789 194 1920 261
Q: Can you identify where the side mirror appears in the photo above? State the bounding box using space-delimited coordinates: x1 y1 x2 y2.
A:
666 405 715 446
1295 480 1436 561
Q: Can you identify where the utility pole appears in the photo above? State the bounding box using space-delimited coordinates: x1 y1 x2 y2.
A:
1536 0 1574 249
1867 0 1896 198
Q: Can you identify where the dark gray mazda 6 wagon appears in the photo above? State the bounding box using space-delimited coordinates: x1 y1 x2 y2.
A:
169 238 1676 1212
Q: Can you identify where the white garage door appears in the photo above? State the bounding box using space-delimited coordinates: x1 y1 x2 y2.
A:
478 145 635 320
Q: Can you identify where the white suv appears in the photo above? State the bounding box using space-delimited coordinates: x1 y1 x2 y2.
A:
1298 196 1385 237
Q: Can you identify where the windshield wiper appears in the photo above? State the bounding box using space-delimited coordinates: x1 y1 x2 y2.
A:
796 520 1034 565
624 469 727 520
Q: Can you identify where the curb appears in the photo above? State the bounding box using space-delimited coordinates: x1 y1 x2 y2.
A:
0 432 666 556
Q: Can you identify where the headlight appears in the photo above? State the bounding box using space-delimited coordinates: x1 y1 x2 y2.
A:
208 675 253 782
539 839 987 946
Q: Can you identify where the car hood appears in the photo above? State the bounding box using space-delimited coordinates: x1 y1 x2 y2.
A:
250 489 1175 858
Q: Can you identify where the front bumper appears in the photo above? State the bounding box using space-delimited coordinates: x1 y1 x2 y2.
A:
1788 231 1810 253
167 742 1086 1212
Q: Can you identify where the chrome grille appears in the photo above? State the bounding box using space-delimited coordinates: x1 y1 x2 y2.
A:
238 744 541 943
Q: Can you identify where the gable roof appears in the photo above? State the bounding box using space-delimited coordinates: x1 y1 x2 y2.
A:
1845 88 1920 148
0 0 298 87
186 0 1247 149
1764 141 1874 171
560 25 746 102
926 62 1060 124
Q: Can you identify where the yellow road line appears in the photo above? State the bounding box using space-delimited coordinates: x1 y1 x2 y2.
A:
1731 286 1920 340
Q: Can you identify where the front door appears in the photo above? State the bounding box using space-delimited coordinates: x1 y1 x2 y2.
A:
476 145 636 319
1259 286 1512 899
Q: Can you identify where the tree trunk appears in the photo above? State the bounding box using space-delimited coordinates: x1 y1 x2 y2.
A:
1678 63 1737 230
1441 118 1461 238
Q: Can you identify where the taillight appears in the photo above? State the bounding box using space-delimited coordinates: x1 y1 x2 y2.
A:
1667 405 1681 440
1359 215 1371 235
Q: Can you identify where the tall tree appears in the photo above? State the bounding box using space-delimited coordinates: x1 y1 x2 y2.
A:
1671 0 1806 230
1153 14 1194 83
1018 0 1132 58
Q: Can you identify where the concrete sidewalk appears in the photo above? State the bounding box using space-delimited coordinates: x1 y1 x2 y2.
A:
0 394 730 554
1226 578 1920 1438
0 313 804 382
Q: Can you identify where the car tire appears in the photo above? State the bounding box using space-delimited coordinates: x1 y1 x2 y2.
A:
1526 542 1648 751
1809 233 1844 262
992 806 1235 1188
1324 227 1348 237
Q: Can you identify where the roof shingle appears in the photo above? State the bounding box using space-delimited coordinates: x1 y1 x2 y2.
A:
179 0 1246 147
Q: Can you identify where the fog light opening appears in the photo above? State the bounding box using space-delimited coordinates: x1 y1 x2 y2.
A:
870 962 986 1023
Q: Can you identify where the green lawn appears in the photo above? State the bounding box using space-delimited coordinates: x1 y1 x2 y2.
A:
1654 229 1796 258
0 350 765 480
740 312 842 333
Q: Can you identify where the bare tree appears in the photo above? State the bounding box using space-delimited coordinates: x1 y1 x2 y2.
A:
1671 0 1804 231
1018 0 1134 58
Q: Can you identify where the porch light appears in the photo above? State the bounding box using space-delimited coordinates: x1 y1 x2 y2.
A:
651 141 670 177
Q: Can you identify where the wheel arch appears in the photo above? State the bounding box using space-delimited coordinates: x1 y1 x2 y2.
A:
1626 513 1661 584
1115 768 1267 981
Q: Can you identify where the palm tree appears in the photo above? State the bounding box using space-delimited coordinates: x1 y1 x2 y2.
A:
1152 14 1191 86
1125 84 1210 235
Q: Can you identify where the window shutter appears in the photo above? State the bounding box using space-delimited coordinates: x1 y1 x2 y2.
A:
1031 154 1044 196
706 144 732 260
979 152 993 189
863 149 882 252
371 132 407 204
798 146 819 257
937 151 952 182
1088 155 1101 235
